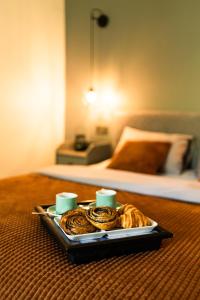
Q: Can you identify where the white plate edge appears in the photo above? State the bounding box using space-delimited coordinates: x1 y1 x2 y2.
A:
54 217 158 241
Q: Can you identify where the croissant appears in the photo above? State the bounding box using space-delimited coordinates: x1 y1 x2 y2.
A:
86 206 117 230
60 208 96 235
118 204 151 228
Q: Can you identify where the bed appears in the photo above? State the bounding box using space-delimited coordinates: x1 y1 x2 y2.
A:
0 112 200 300
40 111 200 204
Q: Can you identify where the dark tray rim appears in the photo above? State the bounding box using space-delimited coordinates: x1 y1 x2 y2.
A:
34 202 173 251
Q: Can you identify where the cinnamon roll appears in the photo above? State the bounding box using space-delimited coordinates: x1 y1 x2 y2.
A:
86 206 117 230
118 204 151 228
60 208 96 235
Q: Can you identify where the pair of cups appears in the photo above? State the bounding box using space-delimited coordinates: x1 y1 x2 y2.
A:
56 189 117 214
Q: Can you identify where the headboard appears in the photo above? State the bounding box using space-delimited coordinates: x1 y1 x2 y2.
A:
110 111 200 167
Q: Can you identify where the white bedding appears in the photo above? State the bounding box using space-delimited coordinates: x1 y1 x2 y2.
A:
39 162 200 204
89 159 197 180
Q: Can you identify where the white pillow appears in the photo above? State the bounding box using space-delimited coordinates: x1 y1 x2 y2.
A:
195 155 200 180
115 127 192 175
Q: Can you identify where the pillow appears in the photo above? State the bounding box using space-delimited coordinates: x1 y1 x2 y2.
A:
107 141 171 175
197 167 200 181
183 139 194 170
114 127 192 175
195 154 200 180
165 139 188 174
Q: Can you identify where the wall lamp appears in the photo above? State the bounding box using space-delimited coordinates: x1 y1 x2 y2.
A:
85 8 110 105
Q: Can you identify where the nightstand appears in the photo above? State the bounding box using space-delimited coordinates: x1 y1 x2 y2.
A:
56 141 112 165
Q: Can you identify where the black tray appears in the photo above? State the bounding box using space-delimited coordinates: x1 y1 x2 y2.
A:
34 202 173 264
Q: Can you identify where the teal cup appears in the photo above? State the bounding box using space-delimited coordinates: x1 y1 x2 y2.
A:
96 189 117 208
56 192 78 214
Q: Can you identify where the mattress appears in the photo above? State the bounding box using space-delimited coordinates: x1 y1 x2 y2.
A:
89 159 197 180
39 163 200 204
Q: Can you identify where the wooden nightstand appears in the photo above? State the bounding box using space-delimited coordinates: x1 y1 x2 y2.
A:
56 141 112 165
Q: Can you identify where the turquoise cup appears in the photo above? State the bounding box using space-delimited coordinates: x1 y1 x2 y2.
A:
56 192 78 214
96 189 117 208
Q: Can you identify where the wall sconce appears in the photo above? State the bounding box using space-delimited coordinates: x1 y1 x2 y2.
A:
85 8 109 105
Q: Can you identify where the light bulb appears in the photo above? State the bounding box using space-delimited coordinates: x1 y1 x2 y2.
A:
85 88 96 105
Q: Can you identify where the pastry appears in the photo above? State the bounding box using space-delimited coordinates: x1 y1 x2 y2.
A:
118 204 151 228
86 206 118 230
60 208 96 235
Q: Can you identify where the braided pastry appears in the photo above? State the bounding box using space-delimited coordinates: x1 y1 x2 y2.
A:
60 208 96 235
118 204 151 228
86 206 117 230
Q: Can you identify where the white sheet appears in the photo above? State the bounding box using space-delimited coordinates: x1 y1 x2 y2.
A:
39 164 200 204
88 159 197 180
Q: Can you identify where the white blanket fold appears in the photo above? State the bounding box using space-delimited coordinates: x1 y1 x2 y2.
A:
39 165 200 204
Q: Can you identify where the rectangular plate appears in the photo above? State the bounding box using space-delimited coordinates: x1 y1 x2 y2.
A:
34 202 173 264
54 217 158 241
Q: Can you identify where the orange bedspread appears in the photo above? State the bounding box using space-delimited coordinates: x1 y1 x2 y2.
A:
0 174 199 300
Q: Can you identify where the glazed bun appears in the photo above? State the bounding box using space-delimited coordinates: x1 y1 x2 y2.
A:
60 208 96 235
86 206 118 230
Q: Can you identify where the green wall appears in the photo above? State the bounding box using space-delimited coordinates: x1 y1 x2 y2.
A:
66 0 200 139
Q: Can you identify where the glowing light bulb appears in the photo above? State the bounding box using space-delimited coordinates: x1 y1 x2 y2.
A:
85 88 96 105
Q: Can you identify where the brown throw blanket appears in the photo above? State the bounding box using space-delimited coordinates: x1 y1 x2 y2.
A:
0 174 199 300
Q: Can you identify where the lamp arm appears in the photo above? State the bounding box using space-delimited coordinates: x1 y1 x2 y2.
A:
90 10 95 88
89 8 109 88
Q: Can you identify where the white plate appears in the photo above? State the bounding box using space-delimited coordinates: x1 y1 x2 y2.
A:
54 217 158 242
54 217 106 241
104 219 157 238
